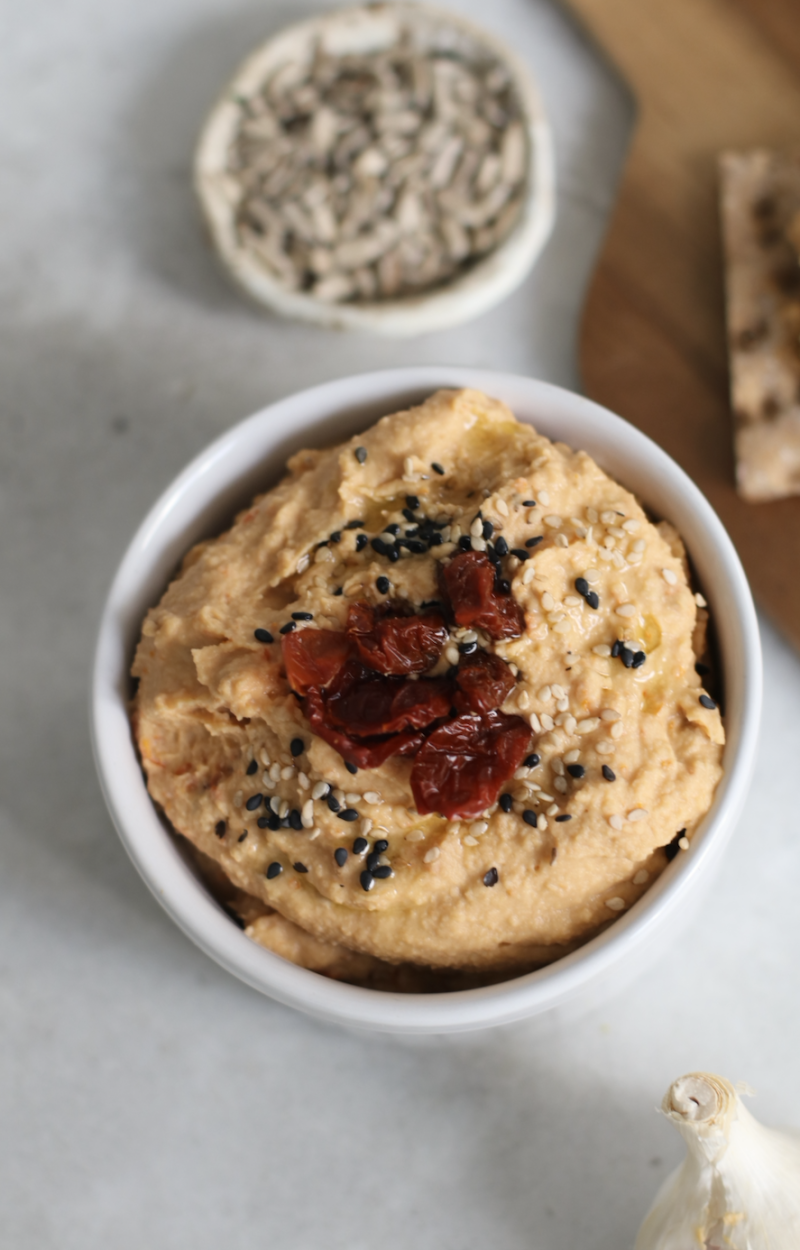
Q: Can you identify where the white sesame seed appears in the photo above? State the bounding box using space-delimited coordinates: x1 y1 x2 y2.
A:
600 510 617 524
522 564 536 584
301 800 314 828
586 507 598 523
333 789 345 804
606 896 626 911
546 803 559 816
278 799 290 819
539 792 554 802
610 721 624 739
461 630 478 643
269 795 281 814
296 553 311 574
576 717 600 734
600 709 621 721
622 519 640 533
281 765 295 780
450 524 461 542
564 595 582 607
608 525 625 538
679 836 690 850
525 508 537 524
517 690 530 710
538 814 548 830
309 828 320 840
554 619 571 633
632 538 646 552
551 757 565 775
548 612 565 624
509 664 519 676
538 489 551 506
544 515 562 528
599 549 614 562
564 749 580 764
269 762 282 782
262 772 275 789
540 591 555 612
554 776 568 793
514 767 530 780
529 712 542 732
404 456 415 477
555 534 569 548
406 829 425 842
633 870 649 885
612 551 626 569
555 697 568 712
470 517 484 538
345 792 360 805
297 771 310 791
496 498 510 517
260 749 271 767
609 814 624 830
529 782 541 792
233 790 243 809
695 592 707 607
662 567 678 586
616 603 636 618
539 685 553 702
364 791 381 805
445 644 460 666
507 555 520 573
628 808 649 821
424 847 440 863
627 553 643 565
361 818 373 836
596 741 616 755
551 683 565 699
540 713 555 731
592 644 612 657
562 715 577 734
315 546 335 564
470 821 489 836
311 781 329 800
603 536 616 550
463 835 478 846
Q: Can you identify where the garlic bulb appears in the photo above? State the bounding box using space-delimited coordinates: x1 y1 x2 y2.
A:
635 1072 800 1249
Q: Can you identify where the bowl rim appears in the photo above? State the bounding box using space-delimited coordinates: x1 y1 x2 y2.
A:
193 1 556 336
92 367 762 1033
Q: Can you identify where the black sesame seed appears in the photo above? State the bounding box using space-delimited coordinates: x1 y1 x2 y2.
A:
372 865 393 879
266 861 282 879
345 761 358 775
525 536 543 549
611 640 621 658
334 848 348 867
280 815 291 828
366 851 382 872
555 814 572 822
499 793 513 813
287 809 301 831
293 862 308 873
355 446 367 464
238 831 247 843
327 795 341 813
355 533 369 552
329 531 341 544
406 494 420 510
585 590 600 610
486 545 501 565
522 810 538 827
402 508 416 523
338 808 359 822
215 820 226 838
699 694 717 710
333 587 343 596
482 520 494 539
631 651 646 668
256 816 269 829
458 534 472 551
458 640 478 655
525 753 541 768
245 793 263 811
566 764 585 779
620 647 634 669
246 758 258 775
421 599 442 610
353 837 368 854
602 765 616 782
375 575 391 595
494 536 509 557
360 870 375 891
254 628 274 644
290 737 304 757
279 621 296 635
388 547 400 563
510 548 530 561
373 838 389 853
522 499 536 506
695 661 710 676
371 537 389 556
497 578 511 594
407 539 429 554
483 867 499 887
268 812 281 831
344 519 365 530
663 829 686 862
385 523 400 535
431 462 445 475
575 577 589 596
292 611 313 621
428 533 443 547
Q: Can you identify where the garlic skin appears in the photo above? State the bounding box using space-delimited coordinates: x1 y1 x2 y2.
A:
635 1072 800 1250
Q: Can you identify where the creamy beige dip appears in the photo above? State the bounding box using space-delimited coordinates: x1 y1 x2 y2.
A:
132 389 724 984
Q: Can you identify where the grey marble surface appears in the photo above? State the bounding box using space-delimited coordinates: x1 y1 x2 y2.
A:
2 1 798 1246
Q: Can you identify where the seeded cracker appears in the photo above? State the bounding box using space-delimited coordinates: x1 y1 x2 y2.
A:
719 149 800 500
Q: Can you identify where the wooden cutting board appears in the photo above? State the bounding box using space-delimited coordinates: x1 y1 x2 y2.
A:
561 0 800 650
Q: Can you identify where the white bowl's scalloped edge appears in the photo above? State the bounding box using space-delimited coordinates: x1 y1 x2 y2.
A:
92 368 762 1034
193 3 556 335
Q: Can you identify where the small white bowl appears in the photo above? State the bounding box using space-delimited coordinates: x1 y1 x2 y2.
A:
194 4 555 335
92 369 761 1034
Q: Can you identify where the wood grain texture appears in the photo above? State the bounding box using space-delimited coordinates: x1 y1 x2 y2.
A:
561 0 800 649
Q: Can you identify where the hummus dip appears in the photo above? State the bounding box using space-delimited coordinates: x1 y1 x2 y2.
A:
132 389 724 984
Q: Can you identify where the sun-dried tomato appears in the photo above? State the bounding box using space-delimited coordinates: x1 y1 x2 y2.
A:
439 550 525 640
454 650 516 715
410 711 531 819
324 659 453 737
346 600 447 675
282 628 352 694
305 687 424 770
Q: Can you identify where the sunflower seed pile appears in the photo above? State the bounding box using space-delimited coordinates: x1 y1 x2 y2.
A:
229 36 528 303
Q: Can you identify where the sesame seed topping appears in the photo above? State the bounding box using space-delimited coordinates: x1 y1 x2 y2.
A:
245 793 263 811
633 869 649 885
431 462 445 475
311 781 330 801
338 808 359 822
592 644 611 657
326 794 341 812
483 867 499 887
215 820 226 838
522 810 538 827
499 794 513 813
510 548 530 561
334 848 348 867
495 536 509 557
699 694 717 710
246 759 258 776
266 862 282 879
423 847 440 863
538 490 550 506
345 761 358 775
695 592 707 607
372 865 393 879
496 499 510 517
609 814 624 830
279 620 296 634
616 603 636 618
290 737 304 757
360 870 375 890
376 575 390 595
354 446 367 464
555 814 572 822
628 808 649 821
602 765 616 782
373 839 389 853
662 567 678 586
606 896 626 911
525 753 540 768
288 809 302 830
471 535 487 552
292 611 313 621
522 499 536 507
254 628 274 644
566 763 585 778
353 837 368 854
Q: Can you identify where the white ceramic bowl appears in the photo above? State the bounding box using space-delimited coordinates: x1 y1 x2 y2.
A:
92 369 761 1034
194 4 555 335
